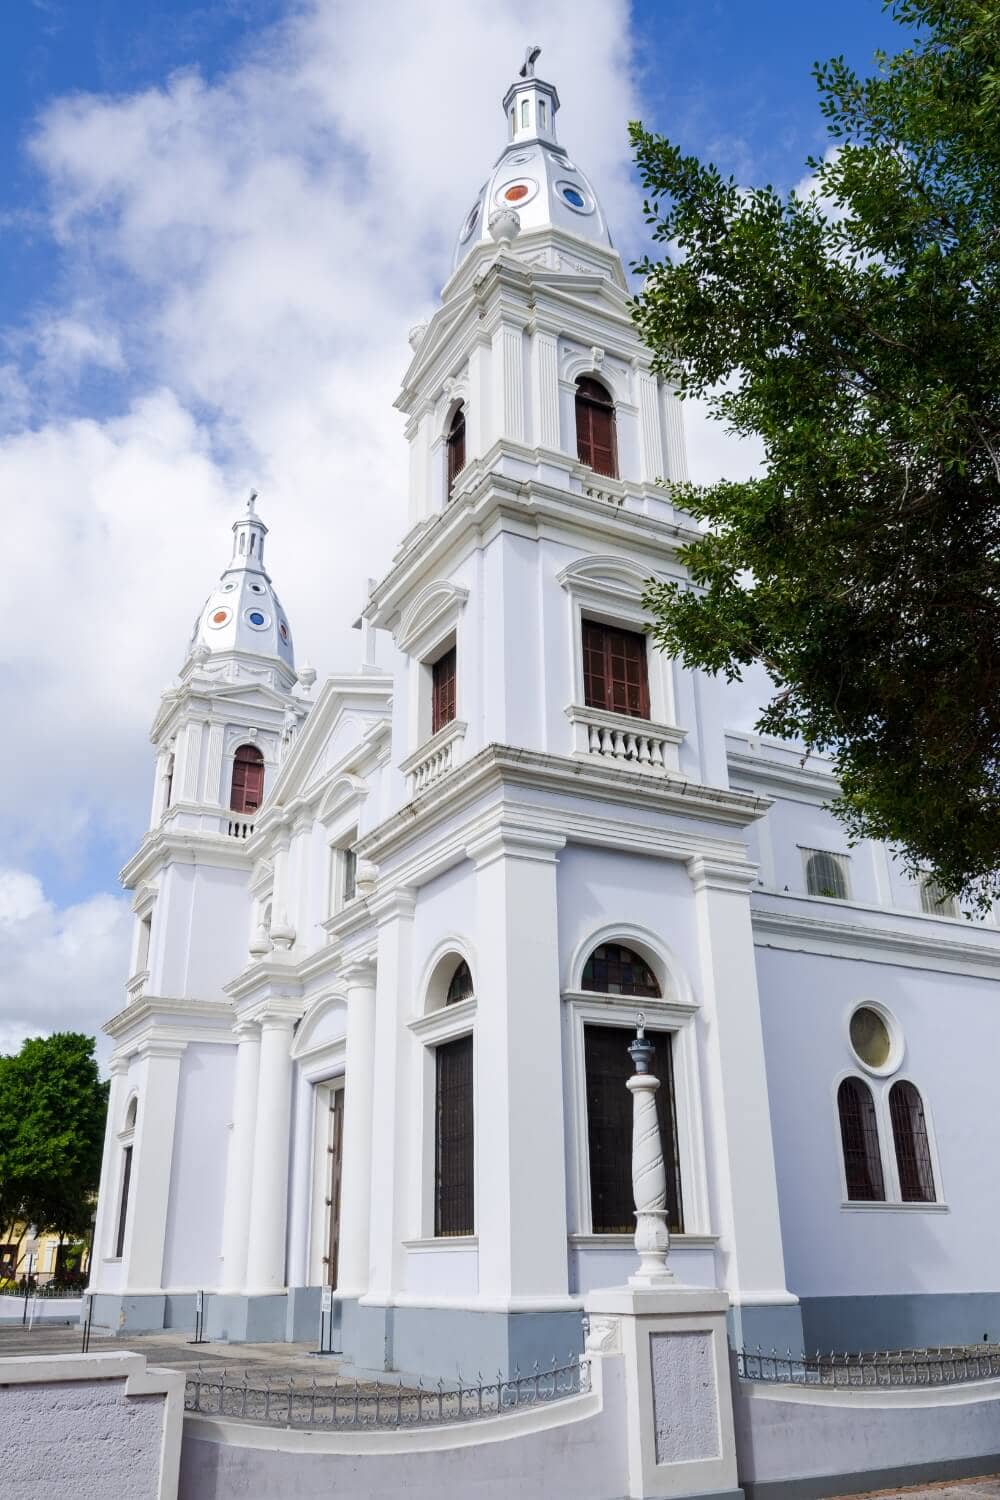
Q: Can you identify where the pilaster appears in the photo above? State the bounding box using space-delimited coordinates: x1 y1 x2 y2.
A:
638 370 665 484
686 854 798 1341
122 1042 186 1293
533 329 561 451
219 1021 261 1293
89 1058 129 1288
467 827 570 1301
244 1006 299 1294
336 957 378 1297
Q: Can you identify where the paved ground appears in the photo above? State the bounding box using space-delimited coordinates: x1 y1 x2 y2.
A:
834 1483 1000 1498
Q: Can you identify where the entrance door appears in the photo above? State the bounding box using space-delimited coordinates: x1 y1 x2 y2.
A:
323 1086 345 1287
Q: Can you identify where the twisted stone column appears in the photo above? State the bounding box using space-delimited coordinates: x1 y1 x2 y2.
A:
627 1016 674 1287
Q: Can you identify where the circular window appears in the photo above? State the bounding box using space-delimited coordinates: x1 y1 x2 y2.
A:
208 607 232 629
221 581 237 593
245 608 270 629
248 582 266 594
459 201 481 243
558 180 593 214
278 620 289 644
494 177 538 207
848 1005 899 1073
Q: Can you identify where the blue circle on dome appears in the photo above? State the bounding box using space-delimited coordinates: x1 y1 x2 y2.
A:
562 186 585 208
249 610 266 626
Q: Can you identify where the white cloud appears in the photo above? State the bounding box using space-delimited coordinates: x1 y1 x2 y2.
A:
2 0 759 1040
0 868 130 1060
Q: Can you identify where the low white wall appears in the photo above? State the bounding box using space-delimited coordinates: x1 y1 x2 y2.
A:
734 1376 1000 1498
0 1295 81 1323
179 1357 629 1500
0 1351 184 1500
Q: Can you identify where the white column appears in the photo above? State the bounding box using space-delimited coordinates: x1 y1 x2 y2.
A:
661 384 689 482
494 322 525 443
335 959 378 1296
364 891 416 1304
269 825 296 949
178 719 205 801
687 856 794 1319
638 370 666 484
148 749 171 827
219 1021 261 1293
89 1058 129 1287
122 1042 185 1292
244 1011 297 1294
203 723 225 807
469 827 570 1302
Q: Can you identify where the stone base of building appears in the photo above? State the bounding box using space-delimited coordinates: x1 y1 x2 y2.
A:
727 1299 804 1354
798 1291 1000 1352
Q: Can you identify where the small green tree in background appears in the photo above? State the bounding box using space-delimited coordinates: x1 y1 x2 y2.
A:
0 1034 108 1278
630 1 1000 908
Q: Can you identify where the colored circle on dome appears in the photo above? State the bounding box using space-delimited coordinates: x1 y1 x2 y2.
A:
249 581 266 594
248 610 266 626
278 620 289 643
494 177 538 208
459 202 480 243
562 186 585 207
222 581 237 592
208 607 232 628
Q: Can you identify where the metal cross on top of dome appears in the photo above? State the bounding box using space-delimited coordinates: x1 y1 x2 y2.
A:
519 44 542 78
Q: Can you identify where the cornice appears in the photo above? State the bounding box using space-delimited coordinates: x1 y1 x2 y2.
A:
104 996 236 1044
751 900 1000 980
223 953 303 1003
725 745 840 805
120 826 253 888
465 822 566 869
356 744 768 870
687 855 760 896
366 468 698 632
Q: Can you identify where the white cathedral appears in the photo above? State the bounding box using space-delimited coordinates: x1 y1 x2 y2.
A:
90 58 1000 1379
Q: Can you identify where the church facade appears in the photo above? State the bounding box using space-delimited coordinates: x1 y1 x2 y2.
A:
89 60 1000 1377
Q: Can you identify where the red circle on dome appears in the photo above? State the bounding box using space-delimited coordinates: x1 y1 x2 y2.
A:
212 610 228 624
505 184 529 202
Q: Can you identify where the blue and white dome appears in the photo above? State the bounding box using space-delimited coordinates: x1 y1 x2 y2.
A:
453 52 614 272
190 493 295 672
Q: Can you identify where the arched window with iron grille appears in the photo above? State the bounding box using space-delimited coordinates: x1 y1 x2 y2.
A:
837 1077 885 1201
889 1080 936 1202
446 959 474 1005
230 744 265 815
575 376 618 478
582 943 661 998
805 850 848 900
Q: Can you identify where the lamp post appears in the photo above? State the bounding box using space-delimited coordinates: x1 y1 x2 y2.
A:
627 1013 674 1287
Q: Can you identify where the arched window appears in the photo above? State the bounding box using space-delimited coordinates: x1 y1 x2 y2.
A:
582 943 661 998
837 1078 885 1201
446 959 474 1005
446 404 466 498
889 1081 936 1202
920 876 957 917
124 1097 138 1131
805 850 848 900
115 1098 138 1259
164 753 174 810
575 377 618 478
230 744 265 814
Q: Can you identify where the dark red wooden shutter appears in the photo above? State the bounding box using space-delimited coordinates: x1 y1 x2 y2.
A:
230 744 265 813
582 622 650 719
447 406 466 498
575 378 618 478
435 1035 474 1235
889 1081 936 1202
432 647 457 734
584 1024 683 1234
837 1078 886 1201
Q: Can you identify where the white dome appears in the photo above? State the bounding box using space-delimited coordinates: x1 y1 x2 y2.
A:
453 59 613 273
190 493 295 673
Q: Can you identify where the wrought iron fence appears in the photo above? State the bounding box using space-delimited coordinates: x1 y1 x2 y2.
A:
185 1356 588 1429
736 1344 1000 1389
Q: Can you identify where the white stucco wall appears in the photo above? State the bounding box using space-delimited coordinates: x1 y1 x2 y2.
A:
162 1043 235 1289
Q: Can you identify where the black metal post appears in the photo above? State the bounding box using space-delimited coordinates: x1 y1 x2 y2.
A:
189 1289 208 1345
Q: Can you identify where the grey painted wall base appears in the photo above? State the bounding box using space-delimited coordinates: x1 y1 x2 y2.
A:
333 1298 585 1381
799 1292 1000 1352
203 1293 287 1343
742 1454 1000 1500
728 1301 804 1355
286 1286 322 1343
90 1292 166 1333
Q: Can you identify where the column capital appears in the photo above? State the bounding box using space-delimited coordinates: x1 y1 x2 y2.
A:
108 1055 131 1077
252 1001 301 1033
233 1018 261 1042
136 1039 187 1061
466 820 566 871
341 956 378 989
686 854 759 896
367 886 417 926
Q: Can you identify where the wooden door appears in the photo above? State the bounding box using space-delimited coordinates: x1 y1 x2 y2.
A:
323 1088 345 1287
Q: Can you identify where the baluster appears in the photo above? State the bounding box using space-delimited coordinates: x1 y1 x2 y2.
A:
637 735 651 764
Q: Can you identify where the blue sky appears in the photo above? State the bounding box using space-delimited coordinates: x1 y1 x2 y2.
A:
0 0 909 1050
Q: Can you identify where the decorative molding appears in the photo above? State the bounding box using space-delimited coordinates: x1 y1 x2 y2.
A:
394 579 469 656
687 855 760 896
408 995 477 1044
465 821 566 870
752 901 1000 980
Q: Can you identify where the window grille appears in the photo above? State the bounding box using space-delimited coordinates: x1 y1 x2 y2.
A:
584 1024 683 1233
446 959 474 1005
805 850 849 900
431 646 457 734
230 743 265 814
837 1077 885 1201
889 1081 936 1202
582 942 660 998
115 1144 133 1258
434 1035 474 1236
342 846 357 904
920 877 957 917
575 377 618 478
582 621 650 720
446 405 466 498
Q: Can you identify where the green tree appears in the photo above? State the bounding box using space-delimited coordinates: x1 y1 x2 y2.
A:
630 0 1000 907
0 1034 109 1270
